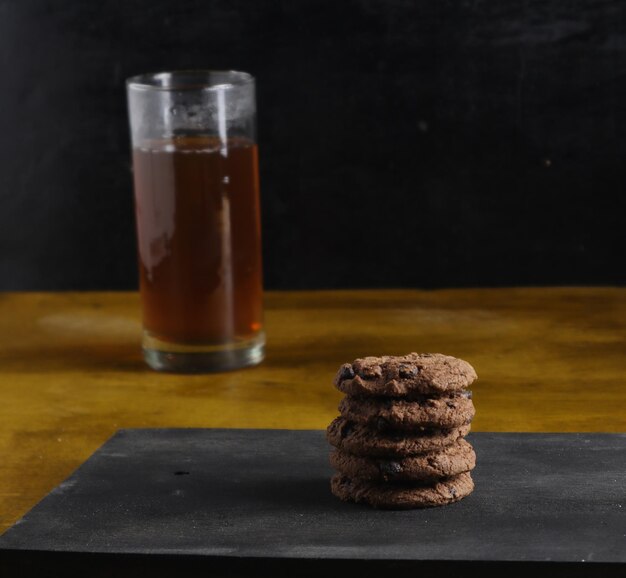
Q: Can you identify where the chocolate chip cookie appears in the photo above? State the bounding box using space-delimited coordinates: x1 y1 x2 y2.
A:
330 471 474 509
330 439 475 482
334 352 477 398
339 392 475 431
327 416 471 457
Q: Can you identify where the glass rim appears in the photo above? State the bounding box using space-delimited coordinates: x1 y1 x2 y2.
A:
126 70 255 92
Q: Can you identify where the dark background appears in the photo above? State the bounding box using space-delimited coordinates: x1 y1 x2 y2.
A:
1 0 625 290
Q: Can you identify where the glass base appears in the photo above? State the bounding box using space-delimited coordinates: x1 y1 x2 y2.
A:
142 331 265 373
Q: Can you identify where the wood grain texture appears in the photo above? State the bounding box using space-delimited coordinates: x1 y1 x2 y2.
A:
1 288 625 532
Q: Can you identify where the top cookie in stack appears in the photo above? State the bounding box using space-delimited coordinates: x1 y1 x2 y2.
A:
327 352 477 509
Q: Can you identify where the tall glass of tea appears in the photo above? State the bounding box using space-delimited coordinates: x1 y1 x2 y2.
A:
126 71 264 372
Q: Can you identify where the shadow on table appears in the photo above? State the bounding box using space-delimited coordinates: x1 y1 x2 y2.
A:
0 341 145 373
225 475 339 511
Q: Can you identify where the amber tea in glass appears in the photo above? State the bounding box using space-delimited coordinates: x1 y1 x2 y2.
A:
127 71 264 372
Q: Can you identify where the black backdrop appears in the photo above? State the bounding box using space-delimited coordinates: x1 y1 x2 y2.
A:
1 0 625 290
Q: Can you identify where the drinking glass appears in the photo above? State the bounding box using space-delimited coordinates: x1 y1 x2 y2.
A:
126 70 264 372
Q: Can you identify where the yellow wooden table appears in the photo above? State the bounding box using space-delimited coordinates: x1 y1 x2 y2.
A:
1 288 625 533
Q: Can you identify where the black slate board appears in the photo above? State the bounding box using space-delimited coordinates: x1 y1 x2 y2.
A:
1 429 625 577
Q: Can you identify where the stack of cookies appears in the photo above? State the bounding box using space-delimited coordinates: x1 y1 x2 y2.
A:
327 353 477 509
